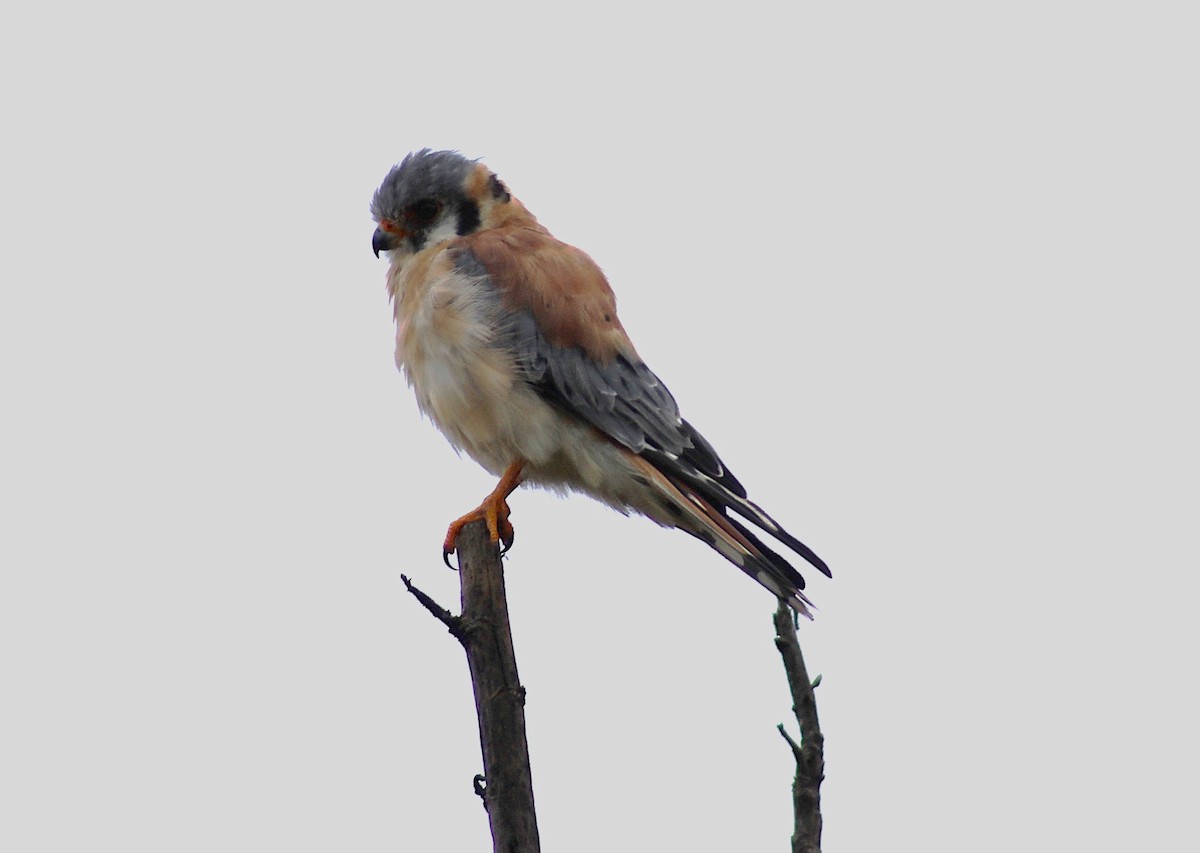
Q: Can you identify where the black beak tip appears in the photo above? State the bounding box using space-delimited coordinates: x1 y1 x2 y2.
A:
372 227 391 258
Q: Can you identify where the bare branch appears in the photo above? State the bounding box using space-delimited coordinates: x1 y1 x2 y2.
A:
776 722 803 763
405 521 540 853
454 520 540 852
773 600 825 853
401 574 464 640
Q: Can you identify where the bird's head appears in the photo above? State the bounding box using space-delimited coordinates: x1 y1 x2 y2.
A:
370 149 514 259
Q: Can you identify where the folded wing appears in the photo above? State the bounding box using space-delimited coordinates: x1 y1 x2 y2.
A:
452 228 829 611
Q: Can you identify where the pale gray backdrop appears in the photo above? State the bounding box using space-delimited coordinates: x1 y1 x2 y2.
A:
2 2 1196 850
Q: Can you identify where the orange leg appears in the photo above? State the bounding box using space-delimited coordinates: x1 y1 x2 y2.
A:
443 460 526 564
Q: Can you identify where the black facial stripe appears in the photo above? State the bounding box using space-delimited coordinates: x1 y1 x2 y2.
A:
456 198 481 236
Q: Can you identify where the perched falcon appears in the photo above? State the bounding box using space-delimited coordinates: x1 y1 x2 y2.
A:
370 150 829 615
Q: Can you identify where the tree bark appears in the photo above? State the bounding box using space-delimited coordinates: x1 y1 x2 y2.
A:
403 520 540 853
774 602 824 853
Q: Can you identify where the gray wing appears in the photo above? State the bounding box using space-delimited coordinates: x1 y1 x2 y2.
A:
453 248 831 580
505 308 686 453
452 246 699 459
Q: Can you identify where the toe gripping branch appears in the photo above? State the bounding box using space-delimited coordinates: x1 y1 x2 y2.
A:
442 461 525 568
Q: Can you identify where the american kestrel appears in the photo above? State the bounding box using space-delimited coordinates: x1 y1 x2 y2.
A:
370 150 830 615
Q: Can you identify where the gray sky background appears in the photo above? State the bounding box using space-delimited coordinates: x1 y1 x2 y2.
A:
3 2 1196 850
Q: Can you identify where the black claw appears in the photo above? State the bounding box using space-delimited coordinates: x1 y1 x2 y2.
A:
443 549 457 570
473 774 488 811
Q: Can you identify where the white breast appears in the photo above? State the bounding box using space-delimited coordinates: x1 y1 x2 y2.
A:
389 248 657 518
390 251 565 477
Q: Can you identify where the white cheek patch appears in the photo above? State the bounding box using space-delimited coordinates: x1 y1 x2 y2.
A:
423 216 462 248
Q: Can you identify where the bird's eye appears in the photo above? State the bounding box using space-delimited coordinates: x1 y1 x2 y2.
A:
410 199 441 225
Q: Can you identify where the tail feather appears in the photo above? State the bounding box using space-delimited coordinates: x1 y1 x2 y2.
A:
682 490 816 619
641 445 831 579
627 455 817 617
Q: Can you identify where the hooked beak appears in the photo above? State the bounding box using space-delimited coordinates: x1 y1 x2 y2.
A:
372 227 396 258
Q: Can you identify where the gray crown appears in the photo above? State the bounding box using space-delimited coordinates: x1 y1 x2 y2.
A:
370 149 477 222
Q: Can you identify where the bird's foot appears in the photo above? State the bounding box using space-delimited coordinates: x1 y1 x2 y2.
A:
442 496 515 568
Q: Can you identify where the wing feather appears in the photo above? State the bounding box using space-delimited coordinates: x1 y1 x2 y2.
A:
450 235 830 589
